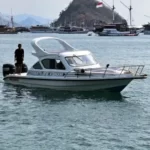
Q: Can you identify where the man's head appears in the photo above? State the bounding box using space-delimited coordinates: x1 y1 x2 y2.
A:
18 44 22 49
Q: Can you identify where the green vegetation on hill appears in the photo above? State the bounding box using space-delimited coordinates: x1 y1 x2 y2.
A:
53 0 126 27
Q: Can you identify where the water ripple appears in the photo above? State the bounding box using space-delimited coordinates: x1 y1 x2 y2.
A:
0 34 149 149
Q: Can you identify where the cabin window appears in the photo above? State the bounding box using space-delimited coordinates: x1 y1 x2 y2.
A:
33 62 43 69
42 59 65 70
65 54 97 67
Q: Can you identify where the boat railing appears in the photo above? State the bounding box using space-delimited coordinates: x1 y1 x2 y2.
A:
63 65 145 78
118 65 145 76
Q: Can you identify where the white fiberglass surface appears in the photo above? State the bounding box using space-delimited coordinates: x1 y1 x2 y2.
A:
38 39 66 53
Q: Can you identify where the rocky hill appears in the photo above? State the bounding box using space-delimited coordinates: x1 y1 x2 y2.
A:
53 0 126 27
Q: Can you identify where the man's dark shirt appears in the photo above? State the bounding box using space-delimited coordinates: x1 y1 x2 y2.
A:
15 48 24 63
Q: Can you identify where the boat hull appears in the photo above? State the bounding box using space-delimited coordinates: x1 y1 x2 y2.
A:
30 30 89 34
98 32 138 36
144 30 150 35
0 31 18 34
4 76 133 92
58 31 89 34
30 30 58 33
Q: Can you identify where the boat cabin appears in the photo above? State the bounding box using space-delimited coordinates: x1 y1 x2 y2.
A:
28 37 100 76
58 26 87 32
93 23 129 33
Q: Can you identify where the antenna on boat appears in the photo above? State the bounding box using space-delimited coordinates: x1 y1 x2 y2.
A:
0 12 2 25
112 0 115 23
10 8 14 28
120 0 133 26
102 0 116 23
129 0 132 26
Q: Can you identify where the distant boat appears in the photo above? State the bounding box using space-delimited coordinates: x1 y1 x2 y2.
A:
143 23 150 35
0 25 18 34
0 10 18 34
15 27 30 33
94 23 140 36
30 25 57 33
57 26 89 34
29 25 89 34
94 0 141 36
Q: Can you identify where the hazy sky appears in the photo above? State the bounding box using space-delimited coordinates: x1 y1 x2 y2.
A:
1 0 150 25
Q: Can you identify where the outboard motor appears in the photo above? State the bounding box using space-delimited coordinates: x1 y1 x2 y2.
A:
3 64 15 77
3 63 28 77
22 63 28 73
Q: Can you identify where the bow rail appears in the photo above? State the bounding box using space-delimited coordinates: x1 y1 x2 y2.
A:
63 65 146 78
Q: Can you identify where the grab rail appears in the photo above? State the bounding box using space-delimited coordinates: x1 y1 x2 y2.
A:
63 65 145 79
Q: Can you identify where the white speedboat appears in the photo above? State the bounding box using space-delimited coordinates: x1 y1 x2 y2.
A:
29 25 58 33
2 37 147 92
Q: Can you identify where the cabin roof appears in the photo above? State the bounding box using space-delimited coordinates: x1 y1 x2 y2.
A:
31 37 76 58
59 50 91 57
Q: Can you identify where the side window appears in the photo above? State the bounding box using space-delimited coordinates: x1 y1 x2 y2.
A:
33 62 42 69
42 59 65 70
42 59 50 69
56 59 65 70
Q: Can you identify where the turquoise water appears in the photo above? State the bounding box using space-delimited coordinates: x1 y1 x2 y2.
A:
0 33 150 150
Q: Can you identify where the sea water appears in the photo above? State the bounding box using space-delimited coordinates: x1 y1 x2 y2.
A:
0 33 150 150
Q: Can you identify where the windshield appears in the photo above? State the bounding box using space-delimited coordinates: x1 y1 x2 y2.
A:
65 54 97 67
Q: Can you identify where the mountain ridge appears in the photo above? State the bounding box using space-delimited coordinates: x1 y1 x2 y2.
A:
0 13 53 27
14 14 52 25
18 17 41 27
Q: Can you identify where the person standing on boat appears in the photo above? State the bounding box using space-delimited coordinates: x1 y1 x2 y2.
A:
14 44 24 74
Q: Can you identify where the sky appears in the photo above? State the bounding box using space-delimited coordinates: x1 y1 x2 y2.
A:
0 0 150 26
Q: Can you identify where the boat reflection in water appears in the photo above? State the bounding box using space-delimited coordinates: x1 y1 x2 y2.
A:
3 84 125 102
30 88 125 101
